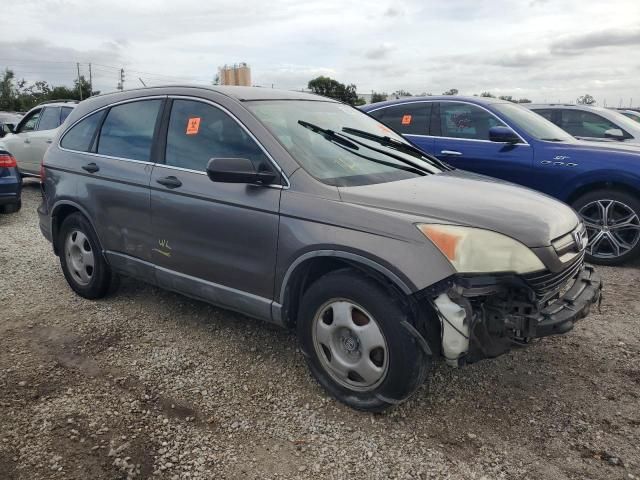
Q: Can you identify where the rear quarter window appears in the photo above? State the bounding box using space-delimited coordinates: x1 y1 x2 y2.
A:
370 103 431 135
60 111 105 152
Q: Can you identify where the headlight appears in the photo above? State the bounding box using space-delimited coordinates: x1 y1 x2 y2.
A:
417 224 545 274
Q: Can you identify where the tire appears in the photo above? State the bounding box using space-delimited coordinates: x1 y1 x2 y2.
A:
297 269 430 411
572 189 640 266
58 212 113 299
0 200 20 214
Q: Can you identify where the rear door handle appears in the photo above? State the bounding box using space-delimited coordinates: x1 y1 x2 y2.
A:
440 150 462 156
46 139 53 144
81 162 100 173
156 176 182 189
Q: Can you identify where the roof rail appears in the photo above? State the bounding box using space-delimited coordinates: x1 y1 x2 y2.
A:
38 99 80 106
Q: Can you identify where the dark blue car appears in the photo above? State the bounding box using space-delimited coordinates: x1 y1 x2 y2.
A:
362 96 640 265
0 149 22 214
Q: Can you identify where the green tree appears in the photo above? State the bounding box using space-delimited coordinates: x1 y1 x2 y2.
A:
442 88 458 95
0 69 17 111
577 94 595 105
371 91 387 103
307 76 359 105
392 89 412 98
498 95 513 102
480 91 495 98
516 98 532 103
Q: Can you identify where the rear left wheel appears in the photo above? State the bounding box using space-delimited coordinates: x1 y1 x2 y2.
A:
58 212 114 299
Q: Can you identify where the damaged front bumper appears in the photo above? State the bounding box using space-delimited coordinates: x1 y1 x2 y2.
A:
422 264 602 367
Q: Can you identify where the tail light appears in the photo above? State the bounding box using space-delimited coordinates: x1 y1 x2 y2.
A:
0 153 17 167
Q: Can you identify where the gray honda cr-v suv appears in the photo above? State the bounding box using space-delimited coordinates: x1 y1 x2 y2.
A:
38 86 601 411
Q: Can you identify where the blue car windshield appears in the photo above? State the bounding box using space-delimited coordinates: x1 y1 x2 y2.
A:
246 100 444 187
493 103 575 142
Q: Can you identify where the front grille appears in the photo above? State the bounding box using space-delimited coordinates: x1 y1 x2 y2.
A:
523 251 585 300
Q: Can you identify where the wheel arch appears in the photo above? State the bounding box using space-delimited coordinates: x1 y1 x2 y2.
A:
564 176 640 206
50 200 99 256
275 250 415 329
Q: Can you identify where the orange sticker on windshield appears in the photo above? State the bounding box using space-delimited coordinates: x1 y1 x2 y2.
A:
186 117 201 135
401 114 412 125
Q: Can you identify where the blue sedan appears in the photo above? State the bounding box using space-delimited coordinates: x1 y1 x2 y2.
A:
362 96 640 265
0 149 21 214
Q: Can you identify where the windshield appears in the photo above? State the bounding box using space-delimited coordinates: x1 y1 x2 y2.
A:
621 111 640 123
602 108 640 132
246 100 444 186
493 103 575 142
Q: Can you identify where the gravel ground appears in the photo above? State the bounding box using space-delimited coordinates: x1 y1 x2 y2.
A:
1 182 639 480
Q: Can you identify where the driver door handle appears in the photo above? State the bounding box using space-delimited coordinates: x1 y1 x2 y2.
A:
24 138 31 144
81 162 100 173
46 139 53 144
156 176 182 189
440 150 462 156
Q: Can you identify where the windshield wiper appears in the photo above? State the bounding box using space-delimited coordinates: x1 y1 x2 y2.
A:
297 120 427 176
341 127 452 170
298 120 360 150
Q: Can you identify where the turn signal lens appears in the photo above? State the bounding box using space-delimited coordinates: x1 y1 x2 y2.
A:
418 225 461 260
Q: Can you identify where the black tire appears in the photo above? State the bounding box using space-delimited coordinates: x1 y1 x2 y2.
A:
58 212 113 299
572 189 640 266
297 269 430 411
0 200 20 214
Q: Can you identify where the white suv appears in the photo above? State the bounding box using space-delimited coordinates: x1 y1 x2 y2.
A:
0 100 77 176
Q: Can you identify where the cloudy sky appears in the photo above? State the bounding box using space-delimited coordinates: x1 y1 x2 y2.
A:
1 0 639 105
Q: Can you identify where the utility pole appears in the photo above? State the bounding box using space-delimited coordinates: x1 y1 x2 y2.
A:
76 62 83 100
88 63 93 96
118 68 125 91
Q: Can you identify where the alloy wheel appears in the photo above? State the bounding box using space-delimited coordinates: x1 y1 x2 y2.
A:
64 230 95 286
579 199 640 260
312 299 389 391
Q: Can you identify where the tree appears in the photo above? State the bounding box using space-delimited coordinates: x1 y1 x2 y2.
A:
442 88 458 95
354 97 367 106
516 98 532 103
307 76 359 105
371 91 387 103
498 95 513 102
392 89 412 98
0 69 15 111
480 91 495 98
577 94 595 105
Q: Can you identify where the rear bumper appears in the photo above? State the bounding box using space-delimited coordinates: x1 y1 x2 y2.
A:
37 202 52 242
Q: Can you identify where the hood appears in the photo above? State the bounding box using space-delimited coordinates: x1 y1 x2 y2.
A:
569 138 640 155
338 170 579 248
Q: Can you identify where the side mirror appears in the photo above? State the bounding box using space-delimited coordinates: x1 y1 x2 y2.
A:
604 128 625 140
0 124 14 137
206 157 276 185
489 126 521 144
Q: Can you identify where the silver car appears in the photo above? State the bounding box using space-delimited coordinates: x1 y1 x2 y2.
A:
38 86 601 411
0 100 76 176
527 103 640 145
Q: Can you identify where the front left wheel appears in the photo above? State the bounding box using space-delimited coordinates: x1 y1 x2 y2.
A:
297 269 430 411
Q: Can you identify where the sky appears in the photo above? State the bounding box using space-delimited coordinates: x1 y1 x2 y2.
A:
1 0 639 105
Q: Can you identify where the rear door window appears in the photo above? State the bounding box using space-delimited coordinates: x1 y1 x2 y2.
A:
97 100 162 161
37 107 62 131
369 103 431 135
164 99 272 172
60 111 105 152
439 102 505 140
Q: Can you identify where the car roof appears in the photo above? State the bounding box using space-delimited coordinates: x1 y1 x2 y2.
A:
361 95 511 110
526 103 610 112
91 85 334 103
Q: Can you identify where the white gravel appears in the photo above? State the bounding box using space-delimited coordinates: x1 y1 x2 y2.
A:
0 181 639 479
